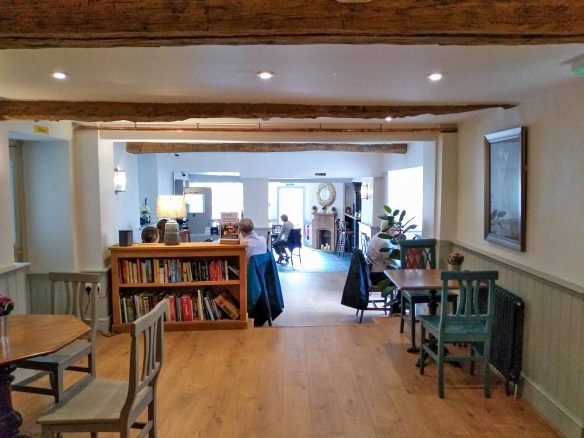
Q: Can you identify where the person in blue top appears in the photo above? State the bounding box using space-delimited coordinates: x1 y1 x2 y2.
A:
273 214 294 263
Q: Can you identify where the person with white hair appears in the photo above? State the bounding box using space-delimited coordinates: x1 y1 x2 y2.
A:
273 214 294 263
366 220 397 284
239 218 267 259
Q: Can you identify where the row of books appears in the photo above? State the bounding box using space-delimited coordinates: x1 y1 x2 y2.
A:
120 288 240 323
119 258 240 284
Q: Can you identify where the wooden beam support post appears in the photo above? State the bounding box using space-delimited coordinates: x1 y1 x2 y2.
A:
125 142 408 154
0 101 515 122
0 1 583 48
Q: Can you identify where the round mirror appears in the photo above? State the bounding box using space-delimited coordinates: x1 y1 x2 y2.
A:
316 182 336 207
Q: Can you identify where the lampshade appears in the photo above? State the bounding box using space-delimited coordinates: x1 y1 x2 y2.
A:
156 195 187 219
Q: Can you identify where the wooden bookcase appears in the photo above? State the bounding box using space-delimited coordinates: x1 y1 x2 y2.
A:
110 242 248 332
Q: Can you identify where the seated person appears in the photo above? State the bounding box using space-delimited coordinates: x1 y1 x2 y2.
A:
365 221 397 284
141 226 159 243
156 219 167 243
239 218 267 259
272 214 294 263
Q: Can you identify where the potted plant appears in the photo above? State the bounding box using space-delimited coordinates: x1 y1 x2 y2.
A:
140 198 151 225
375 205 417 304
0 295 15 339
447 252 464 270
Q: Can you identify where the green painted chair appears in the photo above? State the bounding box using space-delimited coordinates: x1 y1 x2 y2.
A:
419 270 499 398
399 239 458 352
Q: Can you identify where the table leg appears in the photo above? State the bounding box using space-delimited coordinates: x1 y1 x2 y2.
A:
0 363 24 438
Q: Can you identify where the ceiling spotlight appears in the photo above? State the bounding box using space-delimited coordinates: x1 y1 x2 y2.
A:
52 71 69 80
428 72 443 81
385 116 393 122
257 71 274 80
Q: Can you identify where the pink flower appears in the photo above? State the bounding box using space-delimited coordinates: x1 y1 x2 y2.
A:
0 295 14 317
448 252 464 265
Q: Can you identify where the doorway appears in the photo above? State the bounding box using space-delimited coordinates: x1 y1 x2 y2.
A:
277 186 304 230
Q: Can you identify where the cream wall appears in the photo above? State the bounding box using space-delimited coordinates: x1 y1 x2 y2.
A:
457 83 584 289
0 126 13 269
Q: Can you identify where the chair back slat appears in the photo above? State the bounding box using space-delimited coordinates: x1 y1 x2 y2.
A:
440 271 499 335
123 300 166 421
48 272 100 342
399 238 436 269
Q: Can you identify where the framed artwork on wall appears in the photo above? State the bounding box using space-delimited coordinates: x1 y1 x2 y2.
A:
484 126 527 251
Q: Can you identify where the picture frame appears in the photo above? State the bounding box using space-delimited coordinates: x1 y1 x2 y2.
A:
484 126 527 251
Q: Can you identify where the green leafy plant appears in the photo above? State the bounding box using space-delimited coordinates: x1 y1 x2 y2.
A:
375 205 417 298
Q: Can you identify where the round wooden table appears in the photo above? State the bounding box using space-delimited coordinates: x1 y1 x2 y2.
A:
0 314 90 438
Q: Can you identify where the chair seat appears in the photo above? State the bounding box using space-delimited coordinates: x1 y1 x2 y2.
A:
12 368 50 386
38 377 151 425
419 315 487 338
19 339 91 367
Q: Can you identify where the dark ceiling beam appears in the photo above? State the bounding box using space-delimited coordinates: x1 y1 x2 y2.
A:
126 142 408 154
0 101 515 122
0 1 583 48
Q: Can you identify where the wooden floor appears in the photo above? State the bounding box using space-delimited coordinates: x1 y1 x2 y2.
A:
15 316 558 437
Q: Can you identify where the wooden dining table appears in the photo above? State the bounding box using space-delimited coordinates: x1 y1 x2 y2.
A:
0 314 90 438
383 268 458 316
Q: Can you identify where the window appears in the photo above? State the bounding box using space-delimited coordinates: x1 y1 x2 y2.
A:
387 166 423 235
189 182 243 220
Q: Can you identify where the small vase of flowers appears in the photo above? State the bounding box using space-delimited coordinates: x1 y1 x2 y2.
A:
140 198 152 225
447 252 464 270
0 295 15 339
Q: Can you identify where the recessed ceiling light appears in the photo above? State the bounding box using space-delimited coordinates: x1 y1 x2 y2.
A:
257 71 274 80
52 72 69 80
428 72 443 81
385 116 393 122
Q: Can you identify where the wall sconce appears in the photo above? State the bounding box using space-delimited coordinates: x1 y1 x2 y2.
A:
157 195 187 245
361 184 370 200
114 169 126 193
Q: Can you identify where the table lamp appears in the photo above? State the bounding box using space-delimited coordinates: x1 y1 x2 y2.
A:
156 195 187 245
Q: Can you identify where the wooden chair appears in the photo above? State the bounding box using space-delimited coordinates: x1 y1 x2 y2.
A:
285 228 302 266
399 239 458 352
12 272 99 403
37 300 167 437
419 270 499 398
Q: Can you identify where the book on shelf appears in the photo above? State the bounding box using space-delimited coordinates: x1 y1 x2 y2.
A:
213 292 240 320
220 211 240 244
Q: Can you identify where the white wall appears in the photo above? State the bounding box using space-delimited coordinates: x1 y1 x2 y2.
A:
242 178 269 228
154 150 387 179
23 140 76 272
457 83 584 288
0 126 13 269
113 142 140 237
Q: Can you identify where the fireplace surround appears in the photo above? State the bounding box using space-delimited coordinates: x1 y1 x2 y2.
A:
312 213 336 250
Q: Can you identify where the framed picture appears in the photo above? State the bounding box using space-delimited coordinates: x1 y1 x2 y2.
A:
484 127 527 251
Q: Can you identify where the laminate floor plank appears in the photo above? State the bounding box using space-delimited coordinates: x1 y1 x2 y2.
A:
14 309 559 438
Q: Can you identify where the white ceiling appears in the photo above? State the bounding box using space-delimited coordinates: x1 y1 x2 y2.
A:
0 44 583 125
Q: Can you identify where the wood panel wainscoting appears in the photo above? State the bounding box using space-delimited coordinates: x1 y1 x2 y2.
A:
451 241 584 438
0 263 30 314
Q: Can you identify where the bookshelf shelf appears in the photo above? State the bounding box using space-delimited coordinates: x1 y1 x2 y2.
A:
110 242 248 332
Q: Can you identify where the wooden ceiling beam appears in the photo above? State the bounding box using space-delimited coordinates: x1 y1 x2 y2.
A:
0 1 583 48
126 142 408 154
0 101 514 122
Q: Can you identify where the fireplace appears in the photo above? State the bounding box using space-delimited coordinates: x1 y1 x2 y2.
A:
312 213 336 250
